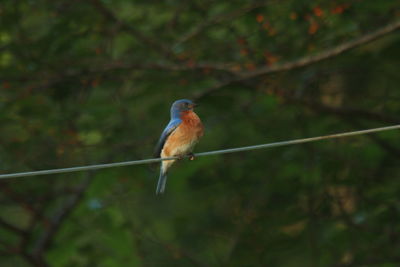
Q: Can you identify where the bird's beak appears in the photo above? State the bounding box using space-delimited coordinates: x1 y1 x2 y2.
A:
191 103 198 108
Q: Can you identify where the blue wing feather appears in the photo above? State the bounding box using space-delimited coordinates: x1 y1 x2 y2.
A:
154 118 182 157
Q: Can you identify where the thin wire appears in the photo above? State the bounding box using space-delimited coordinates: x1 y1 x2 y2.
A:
0 124 399 180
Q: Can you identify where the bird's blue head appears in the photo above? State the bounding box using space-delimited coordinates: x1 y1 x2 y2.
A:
170 99 197 118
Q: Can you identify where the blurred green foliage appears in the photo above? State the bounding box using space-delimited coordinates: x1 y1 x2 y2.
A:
0 0 400 266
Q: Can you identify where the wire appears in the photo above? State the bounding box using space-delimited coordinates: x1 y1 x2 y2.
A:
0 124 399 180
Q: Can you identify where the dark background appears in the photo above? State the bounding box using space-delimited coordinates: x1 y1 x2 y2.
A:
1 0 400 266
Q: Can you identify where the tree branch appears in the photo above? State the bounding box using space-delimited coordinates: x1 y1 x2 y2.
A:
346 120 400 158
195 19 400 99
85 61 234 74
285 96 400 125
289 97 400 158
281 94 400 158
31 174 93 260
144 234 209 267
22 252 49 267
88 0 175 60
0 217 28 236
174 1 269 46
5 60 235 92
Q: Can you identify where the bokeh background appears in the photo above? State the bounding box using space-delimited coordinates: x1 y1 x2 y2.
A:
1 0 400 266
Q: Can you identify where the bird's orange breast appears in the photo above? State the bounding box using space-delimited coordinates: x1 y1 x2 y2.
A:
161 111 203 157
180 110 204 139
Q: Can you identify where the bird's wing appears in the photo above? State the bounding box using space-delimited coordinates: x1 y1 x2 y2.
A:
154 118 182 157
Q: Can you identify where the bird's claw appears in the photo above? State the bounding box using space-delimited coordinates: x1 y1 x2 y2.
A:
188 153 195 161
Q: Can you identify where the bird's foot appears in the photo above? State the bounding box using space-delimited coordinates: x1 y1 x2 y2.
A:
188 153 195 161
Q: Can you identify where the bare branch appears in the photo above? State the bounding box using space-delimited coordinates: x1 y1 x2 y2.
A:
4 60 235 92
327 187 361 230
31 174 93 258
174 1 269 46
282 95 400 158
89 61 234 73
88 0 175 59
291 98 400 158
142 234 209 267
0 217 28 235
286 96 400 125
22 252 49 267
195 20 400 99
347 120 400 158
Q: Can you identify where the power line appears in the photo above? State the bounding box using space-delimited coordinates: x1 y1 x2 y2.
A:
0 124 399 180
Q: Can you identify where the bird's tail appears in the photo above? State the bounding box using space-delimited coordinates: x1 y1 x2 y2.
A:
156 168 168 195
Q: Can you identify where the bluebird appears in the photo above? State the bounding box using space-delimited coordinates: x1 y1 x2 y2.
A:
154 99 204 194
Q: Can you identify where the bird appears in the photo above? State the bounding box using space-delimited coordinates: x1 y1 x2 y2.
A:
154 99 204 195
